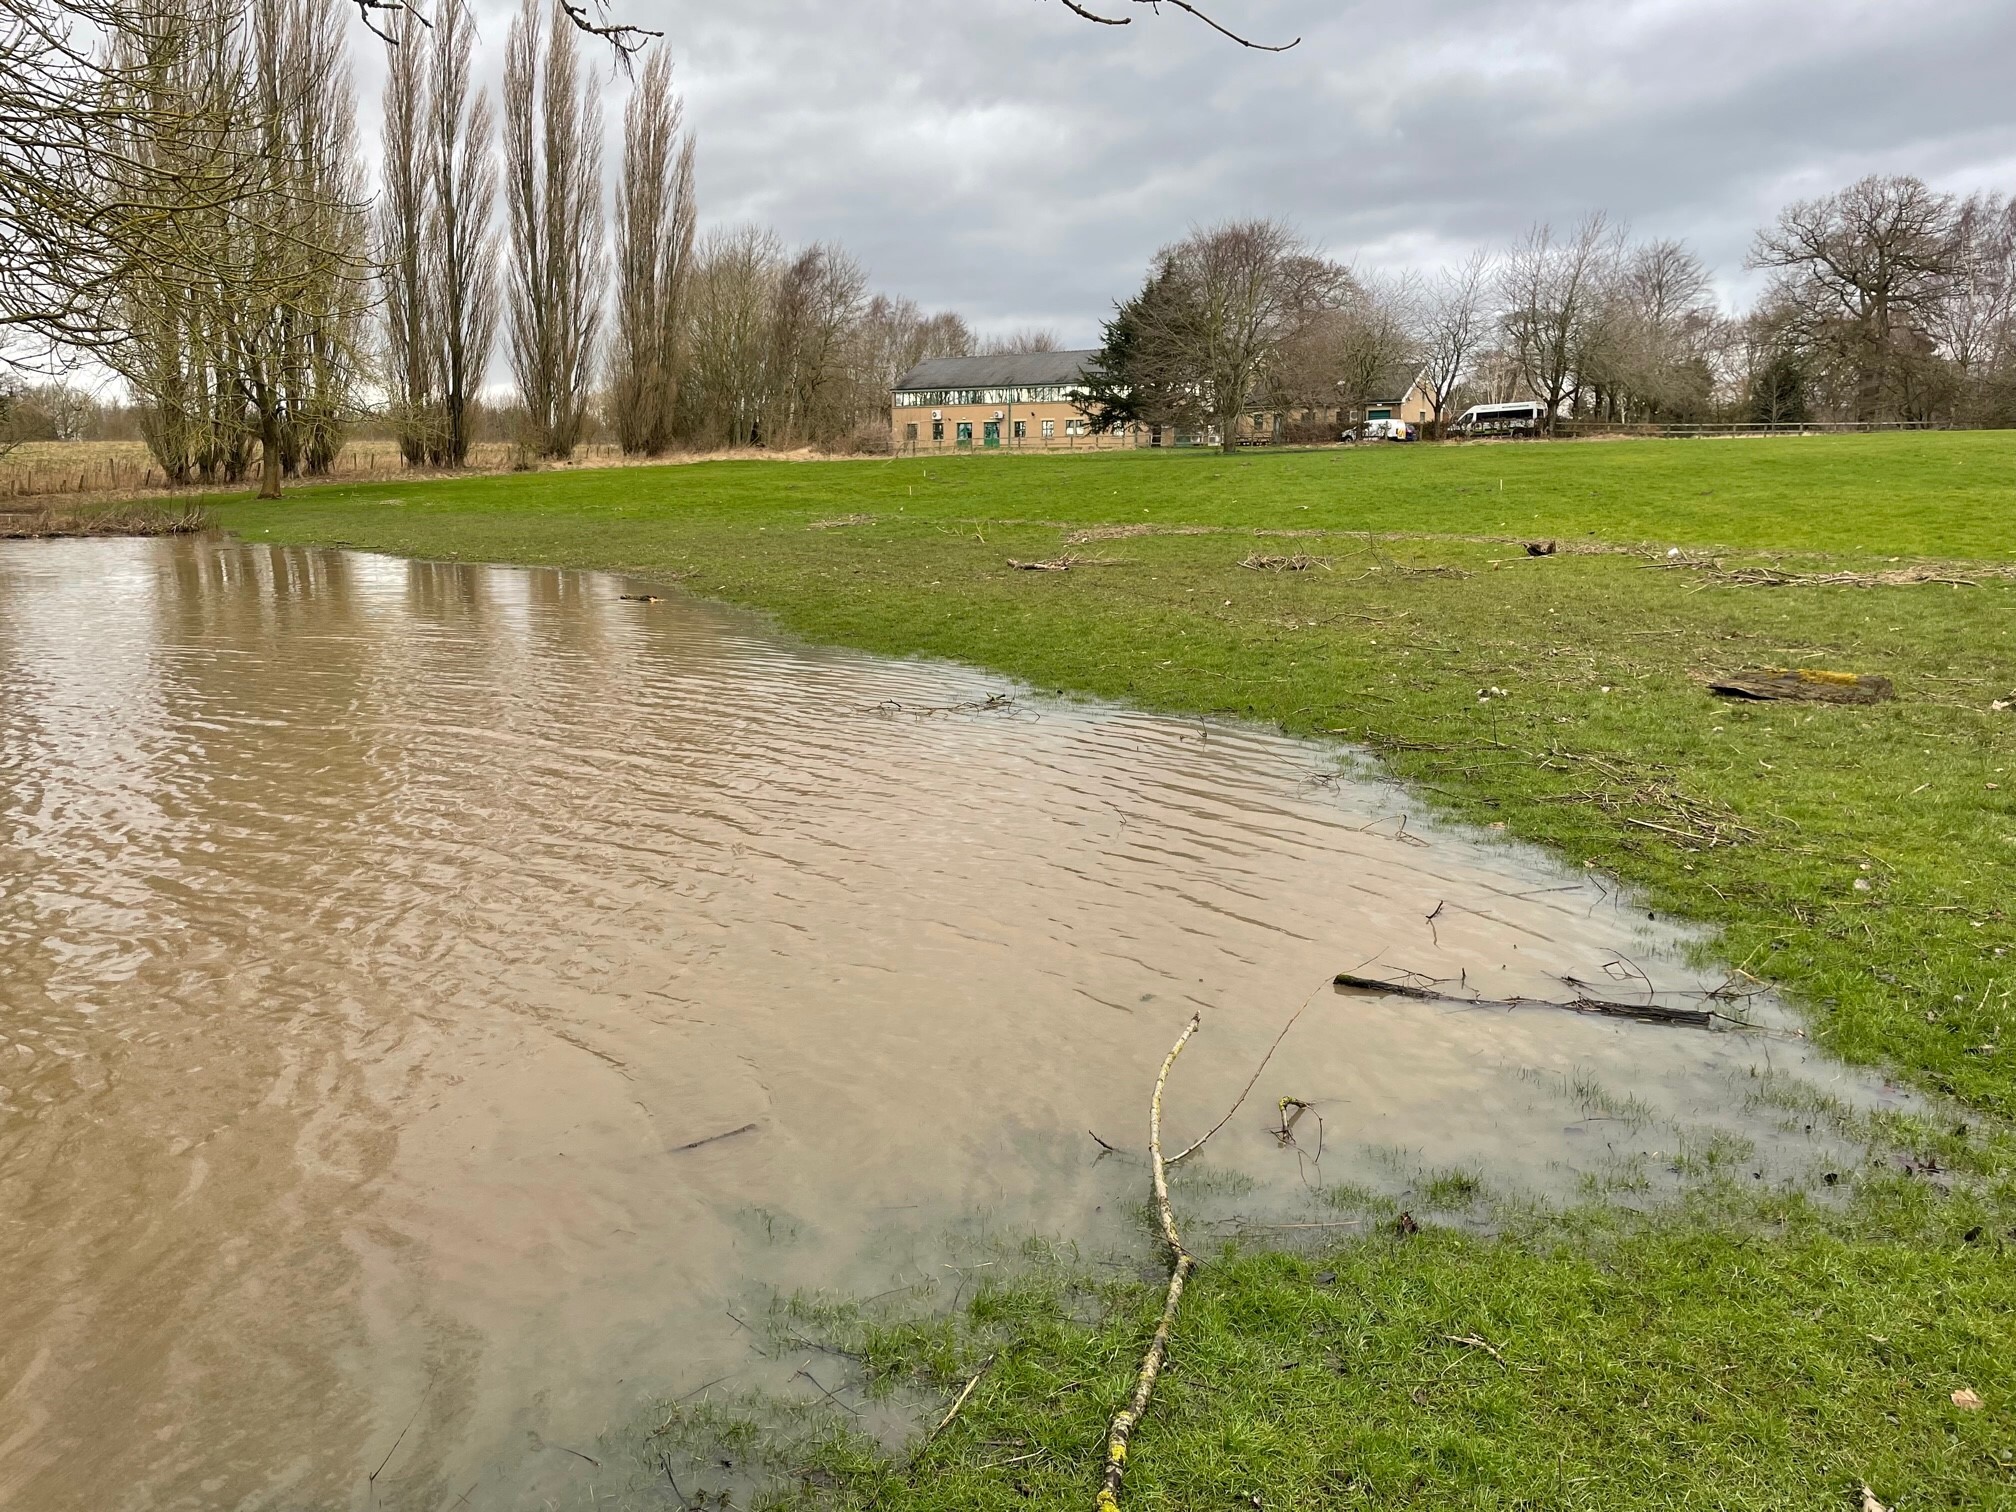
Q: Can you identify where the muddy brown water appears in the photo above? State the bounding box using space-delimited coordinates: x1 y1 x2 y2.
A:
1 539 1906 1509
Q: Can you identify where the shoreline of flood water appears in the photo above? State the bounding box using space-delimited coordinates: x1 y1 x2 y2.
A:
0 536 1934 1511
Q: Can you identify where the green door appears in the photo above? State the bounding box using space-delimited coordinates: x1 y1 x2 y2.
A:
956 421 972 449
983 420 1000 449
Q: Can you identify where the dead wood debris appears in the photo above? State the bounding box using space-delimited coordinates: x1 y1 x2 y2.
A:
1332 970 1717 1029
1006 553 1122 571
668 1122 758 1153
806 514 876 530
909 1354 996 1466
618 593 663 602
1708 668 1895 705
1366 734 1760 850
863 692 1018 717
1239 552 1331 572
1524 540 1558 556
1098 1013 1201 1512
1647 554 2016 589
1063 523 1219 545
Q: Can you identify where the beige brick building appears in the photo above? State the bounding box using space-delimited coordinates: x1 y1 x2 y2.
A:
890 351 1149 454
889 352 1441 452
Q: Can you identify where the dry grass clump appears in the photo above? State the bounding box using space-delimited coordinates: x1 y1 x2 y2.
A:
0 502 211 539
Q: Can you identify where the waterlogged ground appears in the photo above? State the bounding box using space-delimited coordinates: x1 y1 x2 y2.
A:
0 539 1911 1510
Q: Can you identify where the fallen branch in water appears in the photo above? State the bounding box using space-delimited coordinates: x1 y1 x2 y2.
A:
1099 1013 1200 1512
668 1121 758 1152
1168 983 1324 1166
1332 972 1716 1029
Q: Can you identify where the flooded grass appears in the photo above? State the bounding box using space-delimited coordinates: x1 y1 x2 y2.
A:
29 434 2016 1503
607 1171 2015 1512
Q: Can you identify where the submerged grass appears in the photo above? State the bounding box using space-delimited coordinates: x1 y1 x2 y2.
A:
201 433 2016 1505
611 1180 2016 1512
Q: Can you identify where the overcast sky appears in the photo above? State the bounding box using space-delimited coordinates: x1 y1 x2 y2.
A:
388 0 2016 347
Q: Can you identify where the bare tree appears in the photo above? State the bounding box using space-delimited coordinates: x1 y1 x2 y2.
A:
1301 270 1418 418
1499 214 1619 434
1 0 269 356
610 46 695 454
1417 249 1491 436
1599 238 1719 421
978 327 1063 355
1127 219 1349 451
1928 192 2016 421
503 0 603 458
227 0 368 493
103 0 256 484
377 6 432 463
684 224 783 447
1750 175 1959 422
424 0 497 466
766 242 868 445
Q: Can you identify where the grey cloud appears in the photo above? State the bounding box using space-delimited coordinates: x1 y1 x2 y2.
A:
361 0 2016 341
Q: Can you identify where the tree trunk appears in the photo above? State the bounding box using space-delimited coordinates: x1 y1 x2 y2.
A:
258 410 283 499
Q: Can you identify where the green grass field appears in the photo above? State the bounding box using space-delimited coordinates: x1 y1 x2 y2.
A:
209 433 2016 1509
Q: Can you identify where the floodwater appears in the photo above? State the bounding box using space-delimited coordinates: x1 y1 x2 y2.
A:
0 538 1905 1510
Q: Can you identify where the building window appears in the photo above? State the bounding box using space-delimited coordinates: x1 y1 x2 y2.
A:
1065 419 1085 436
904 423 918 442
931 419 944 442
956 421 973 446
1013 420 1027 440
1041 419 1055 439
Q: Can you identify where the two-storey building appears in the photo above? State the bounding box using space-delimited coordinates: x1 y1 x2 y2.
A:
890 351 1141 453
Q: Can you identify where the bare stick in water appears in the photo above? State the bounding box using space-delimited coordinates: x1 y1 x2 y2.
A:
1169 982 1325 1166
1098 1013 1201 1512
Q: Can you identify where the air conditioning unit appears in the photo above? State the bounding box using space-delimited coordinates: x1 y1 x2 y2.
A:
992 410 1005 420
931 409 942 420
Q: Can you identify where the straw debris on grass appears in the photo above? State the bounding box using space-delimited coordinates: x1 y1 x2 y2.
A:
0 503 211 539
1238 551 1331 572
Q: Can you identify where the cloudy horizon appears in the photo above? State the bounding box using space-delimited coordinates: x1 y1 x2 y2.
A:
356 0 2013 347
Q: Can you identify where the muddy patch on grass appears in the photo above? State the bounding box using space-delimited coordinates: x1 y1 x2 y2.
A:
0 537 1908 1510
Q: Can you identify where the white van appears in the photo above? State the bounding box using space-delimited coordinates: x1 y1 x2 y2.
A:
1453 401 1545 435
1344 417 1416 442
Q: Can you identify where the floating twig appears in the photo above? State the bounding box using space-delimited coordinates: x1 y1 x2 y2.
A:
669 1122 758 1153
1169 983 1324 1166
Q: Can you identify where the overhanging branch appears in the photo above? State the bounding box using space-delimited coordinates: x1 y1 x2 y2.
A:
1051 0 1301 51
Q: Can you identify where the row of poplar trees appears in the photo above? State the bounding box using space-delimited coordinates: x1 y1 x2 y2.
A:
102 0 965 494
382 0 970 464
105 0 368 496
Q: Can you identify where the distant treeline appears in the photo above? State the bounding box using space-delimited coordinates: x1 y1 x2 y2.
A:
1079 180 2016 450
4 0 2009 483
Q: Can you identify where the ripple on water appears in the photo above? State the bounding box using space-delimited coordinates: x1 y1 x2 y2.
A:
0 538 1906 1510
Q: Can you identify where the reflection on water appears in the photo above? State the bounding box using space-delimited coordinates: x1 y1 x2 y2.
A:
0 539 1902 1509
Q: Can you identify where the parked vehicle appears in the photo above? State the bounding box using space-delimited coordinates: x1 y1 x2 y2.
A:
1343 418 1416 443
1453 401 1545 436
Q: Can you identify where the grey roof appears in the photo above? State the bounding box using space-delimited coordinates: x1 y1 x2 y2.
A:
893 350 1101 391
